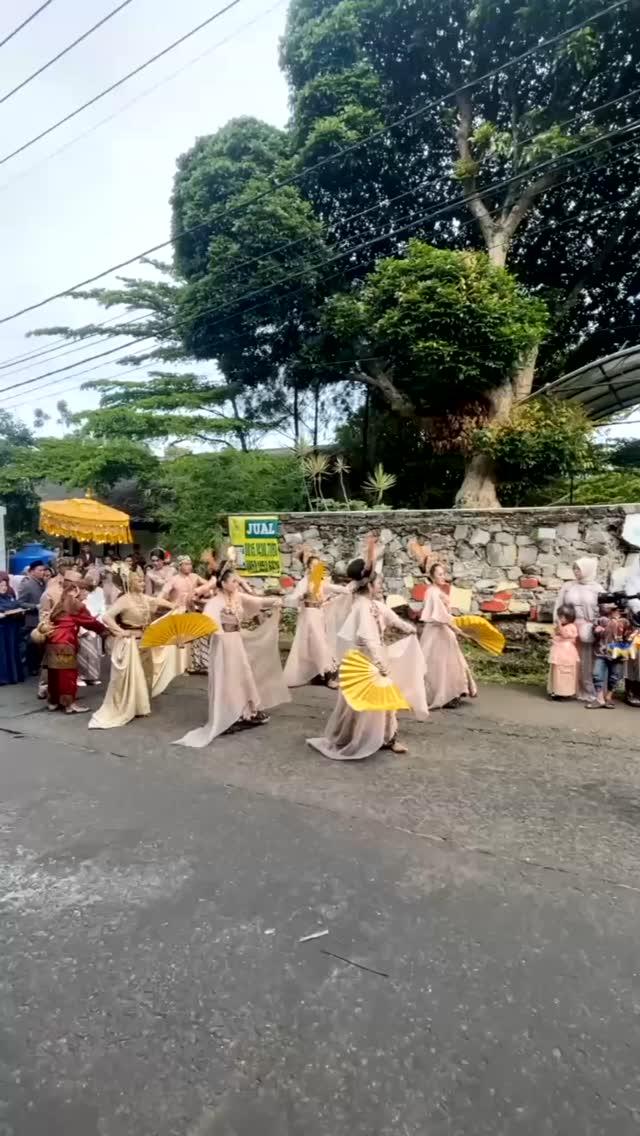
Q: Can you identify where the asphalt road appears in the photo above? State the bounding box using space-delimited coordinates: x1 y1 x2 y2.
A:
0 677 639 1135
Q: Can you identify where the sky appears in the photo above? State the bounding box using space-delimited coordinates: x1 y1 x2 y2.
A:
0 0 637 448
0 0 290 434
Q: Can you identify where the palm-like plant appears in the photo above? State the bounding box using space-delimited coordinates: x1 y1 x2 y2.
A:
334 455 351 506
303 452 331 507
363 463 397 506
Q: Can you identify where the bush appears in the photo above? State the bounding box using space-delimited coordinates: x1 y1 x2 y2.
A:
158 450 306 556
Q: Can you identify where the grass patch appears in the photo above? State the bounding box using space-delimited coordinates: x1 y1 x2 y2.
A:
462 639 548 686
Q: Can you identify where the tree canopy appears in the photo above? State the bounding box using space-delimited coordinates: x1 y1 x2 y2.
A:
22 0 640 512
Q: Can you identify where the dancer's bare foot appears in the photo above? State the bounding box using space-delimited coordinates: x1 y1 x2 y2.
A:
389 741 408 755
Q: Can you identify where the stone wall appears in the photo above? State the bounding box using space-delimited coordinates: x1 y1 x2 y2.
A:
277 503 640 617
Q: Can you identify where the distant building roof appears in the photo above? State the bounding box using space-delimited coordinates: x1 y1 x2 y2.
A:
542 344 640 421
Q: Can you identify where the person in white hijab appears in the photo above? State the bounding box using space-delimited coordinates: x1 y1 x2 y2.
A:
553 557 602 701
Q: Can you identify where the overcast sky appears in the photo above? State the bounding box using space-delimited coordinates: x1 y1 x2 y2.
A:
0 0 637 446
0 0 289 435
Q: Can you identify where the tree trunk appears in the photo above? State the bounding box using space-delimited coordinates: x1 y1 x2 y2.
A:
454 451 501 508
362 388 370 467
293 382 299 443
313 384 319 447
454 344 539 509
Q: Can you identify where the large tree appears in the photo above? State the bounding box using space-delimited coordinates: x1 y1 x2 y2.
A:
280 0 640 503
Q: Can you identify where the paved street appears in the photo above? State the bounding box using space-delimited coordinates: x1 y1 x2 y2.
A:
1 676 639 1135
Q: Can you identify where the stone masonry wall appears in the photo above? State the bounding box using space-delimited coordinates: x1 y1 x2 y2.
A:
277 503 640 618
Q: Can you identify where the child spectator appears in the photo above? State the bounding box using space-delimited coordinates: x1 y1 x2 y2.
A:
548 603 579 699
587 601 632 709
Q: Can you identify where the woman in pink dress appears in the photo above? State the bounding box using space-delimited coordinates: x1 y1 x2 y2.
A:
548 603 580 698
174 568 290 748
284 550 352 689
306 558 428 760
553 557 601 701
419 563 477 710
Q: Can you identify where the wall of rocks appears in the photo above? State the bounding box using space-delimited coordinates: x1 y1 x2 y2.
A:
277 503 640 618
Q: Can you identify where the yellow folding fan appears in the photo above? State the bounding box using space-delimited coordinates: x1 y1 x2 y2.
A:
453 614 505 656
141 612 219 650
339 649 411 712
309 559 328 599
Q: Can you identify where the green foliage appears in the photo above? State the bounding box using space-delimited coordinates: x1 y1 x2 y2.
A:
462 639 549 687
363 462 396 504
158 451 306 555
322 242 548 416
281 0 640 385
473 398 597 502
558 470 640 505
609 437 640 469
21 437 160 497
337 400 466 509
0 412 39 541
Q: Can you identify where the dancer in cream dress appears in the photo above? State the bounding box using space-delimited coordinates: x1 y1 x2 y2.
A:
89 573 179 729
174 568 290 748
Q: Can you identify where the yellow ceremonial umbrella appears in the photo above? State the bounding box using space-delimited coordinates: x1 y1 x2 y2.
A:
39 491 133 544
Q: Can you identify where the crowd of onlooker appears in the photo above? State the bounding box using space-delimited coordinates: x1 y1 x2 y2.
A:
548 556 640 708
0 546 179 690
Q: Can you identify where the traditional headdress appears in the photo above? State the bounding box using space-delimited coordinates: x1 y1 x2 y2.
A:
297 543 316 569
407 538 433 573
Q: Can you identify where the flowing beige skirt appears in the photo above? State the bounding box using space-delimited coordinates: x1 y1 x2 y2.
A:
307 635 428 761
152 644 189 697
88 638 153 729
420 623 477 709
174 617 290 749
284 606 335 686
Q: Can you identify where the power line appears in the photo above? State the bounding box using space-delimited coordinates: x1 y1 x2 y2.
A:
0 0 287 198
182 121 640 346
0 0 631 328
0 1 54 51
0 337 155 398
0 0 136 108
0 313 141 371
4 129 637 410
0 0 243 169
3 125 637 409
5 81 638 379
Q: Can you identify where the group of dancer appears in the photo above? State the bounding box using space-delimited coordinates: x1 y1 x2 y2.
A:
9 539 636 756
2 535 478 760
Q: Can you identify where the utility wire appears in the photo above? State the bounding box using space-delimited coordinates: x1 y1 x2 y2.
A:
2 126 637 405
1 317 149 376
3 128 637 408
181 121 640 347
0 337 155 398
0 0 136 107
0 0 287 198
0 1 54 51
0 0 242 169
0 0 631 326
3 79 638 375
